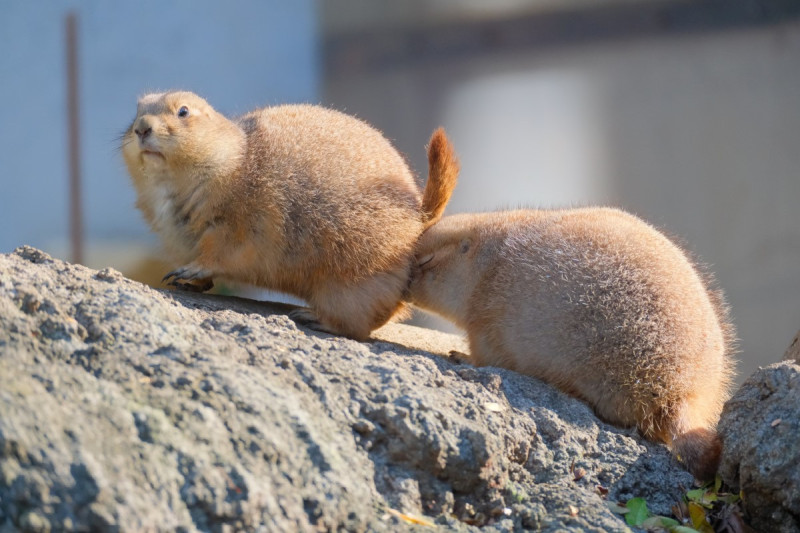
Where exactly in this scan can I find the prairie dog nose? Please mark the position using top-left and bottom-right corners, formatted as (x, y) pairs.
(134, 117), (153, 141)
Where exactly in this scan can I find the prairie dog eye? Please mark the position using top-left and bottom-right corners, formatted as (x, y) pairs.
(417, 253), (435, 267)
(177, 106), (189, 118)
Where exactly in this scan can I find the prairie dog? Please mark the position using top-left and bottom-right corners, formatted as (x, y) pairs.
(409, 208), (735, 480)
(121, 91), (459, 340)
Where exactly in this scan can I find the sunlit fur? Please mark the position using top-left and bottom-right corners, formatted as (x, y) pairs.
(409, 208), (736, 480)
(122, 91), (459, 340)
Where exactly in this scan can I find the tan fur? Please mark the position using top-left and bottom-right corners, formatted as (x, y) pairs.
(422, 128), (460, 229)
(121, 91), (459, 340)
(409, 208), (736, 480)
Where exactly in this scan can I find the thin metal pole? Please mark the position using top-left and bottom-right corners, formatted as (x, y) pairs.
(66, 12), (83, 264)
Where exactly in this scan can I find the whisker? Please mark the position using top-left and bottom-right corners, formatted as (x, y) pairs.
(115, 139), (133, 154)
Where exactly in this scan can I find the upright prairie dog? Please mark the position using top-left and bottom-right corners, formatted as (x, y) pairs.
(409, 208), (736, 480)
(122, 91), (459, 340)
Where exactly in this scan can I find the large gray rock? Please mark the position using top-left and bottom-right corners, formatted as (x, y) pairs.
(784, 330), (800, 364)
(718, 361), (800, 533)
(0, 246), (696, 532)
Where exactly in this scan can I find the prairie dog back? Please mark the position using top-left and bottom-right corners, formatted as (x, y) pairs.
(410, 208), (735, 480)
(233, 104), (424, 278)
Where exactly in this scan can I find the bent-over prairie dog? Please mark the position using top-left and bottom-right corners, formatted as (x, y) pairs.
(409, 208), (736, 480)
(122, 91), (459, 340)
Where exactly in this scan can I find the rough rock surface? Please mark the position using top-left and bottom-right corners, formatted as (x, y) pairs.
(0, 246), (697, 532)
(718, 360), (800, 533)
(784, 330), (800, 364)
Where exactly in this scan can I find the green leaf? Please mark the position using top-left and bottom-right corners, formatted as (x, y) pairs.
(719, 492), (741, 505)
(641, 515), (680, 528)
(685, 488), (706, 502)
(670, 526), (702, 533)
(685, 487), (716, 508)
(714, 475), (722, 493)
(624, 497), (650, 526)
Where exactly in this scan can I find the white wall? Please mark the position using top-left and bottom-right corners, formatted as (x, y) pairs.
(0, 1), (318, 260)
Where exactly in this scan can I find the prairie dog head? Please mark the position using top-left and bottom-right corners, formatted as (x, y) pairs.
(409, 214), (487, 327)
(121, 91), (245, 189)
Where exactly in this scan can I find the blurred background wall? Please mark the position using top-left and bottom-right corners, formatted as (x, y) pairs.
(0, 0), (798, 383)
(0, 0), (318, 271)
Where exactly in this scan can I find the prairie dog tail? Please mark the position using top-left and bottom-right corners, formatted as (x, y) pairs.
(644, 396), (726, 481)
(671, 427), (722, 482)
(421, 128), (460, 229)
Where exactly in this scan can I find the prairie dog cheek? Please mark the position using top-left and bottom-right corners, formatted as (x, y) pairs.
(121, 133), (140, 163)
(407, 267), (434, 306)
(409, 259), (472, 326)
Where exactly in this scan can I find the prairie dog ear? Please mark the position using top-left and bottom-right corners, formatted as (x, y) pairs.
(459, 238), (472, 254)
